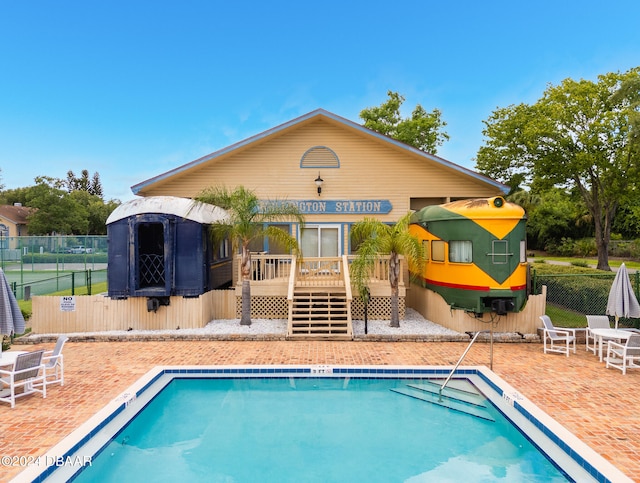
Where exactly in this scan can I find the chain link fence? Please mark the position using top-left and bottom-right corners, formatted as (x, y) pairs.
(531, 266), (640, 328)
(1, 235), (108, 299)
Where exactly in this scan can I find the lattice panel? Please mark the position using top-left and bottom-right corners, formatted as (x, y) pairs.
(139, 254), (165, 285)
(351, 296), (405, 320)
(236, 296), (288, 319)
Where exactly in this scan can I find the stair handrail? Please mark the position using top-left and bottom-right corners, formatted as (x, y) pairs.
(439, 330), (489, 401)
(342, 255), (352, 301)
(287, 256), (297, 301)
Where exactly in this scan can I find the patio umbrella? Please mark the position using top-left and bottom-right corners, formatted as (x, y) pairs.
(606, 263), (640, 329)
(0, 268), (25, 353)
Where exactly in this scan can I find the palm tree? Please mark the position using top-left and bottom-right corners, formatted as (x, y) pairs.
(350, 213), (424, 327)
(194, 186), (305, 325)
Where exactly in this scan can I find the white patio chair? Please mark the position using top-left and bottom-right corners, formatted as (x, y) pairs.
(585, 315), (617, 354)
(0, 350), (46, 408)
(41, 336), (69, 386)
(540, 315), (577, 357)
(605, 333), (640, 375)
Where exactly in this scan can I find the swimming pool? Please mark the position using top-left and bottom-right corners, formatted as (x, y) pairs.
(17, 365), (630, 482)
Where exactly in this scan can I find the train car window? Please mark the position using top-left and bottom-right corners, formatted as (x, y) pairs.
(217, 238), (229, 260)
(431, 240), (445, 262)
(450, 240), (473, 263)
(520, 240), (527, 263)
(489, 240), (509, 264)
(422, 240), (430, 261)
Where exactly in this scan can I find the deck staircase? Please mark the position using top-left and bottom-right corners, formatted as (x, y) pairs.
(287, 256), (354, 340)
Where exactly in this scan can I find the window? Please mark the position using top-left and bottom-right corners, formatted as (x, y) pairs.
(267, 224), (291, 255)
(137, 223), (165, 288)
(490, 240), (509, 264)
(450, 241), (472, 263)
(422, 240), (430, 260)
(520, 240), (527, 263)
(431, 240), (445, 262)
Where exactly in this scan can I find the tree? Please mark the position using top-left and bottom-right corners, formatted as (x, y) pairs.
(350, 213), (424, 328)
(66, 169), (104, 198)
(69, 190), (118, 235)
(194, 186), (305, 325)
(25, 177), (89, 235)
(476, 68), (640, 270)
(0, 176), (119, 235)
(611, 74), (640, 156)
(359, 91), (449, 154)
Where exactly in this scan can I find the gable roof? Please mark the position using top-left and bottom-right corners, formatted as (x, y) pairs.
(0, 204), (35, 224)
(131, 108), (507, 195)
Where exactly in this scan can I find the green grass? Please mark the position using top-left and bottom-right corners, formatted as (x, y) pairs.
(545, 304), (588, 328)
(532, 256), (640, 270)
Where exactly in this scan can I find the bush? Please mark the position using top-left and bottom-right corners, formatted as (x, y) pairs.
(21, 253), (108, 264)
(531, 263), (640, 328)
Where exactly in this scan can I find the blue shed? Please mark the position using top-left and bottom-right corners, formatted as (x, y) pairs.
(106, 196), (231, 305)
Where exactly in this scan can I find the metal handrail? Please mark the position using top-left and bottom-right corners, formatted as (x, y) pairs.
(439, 330), (490, 401)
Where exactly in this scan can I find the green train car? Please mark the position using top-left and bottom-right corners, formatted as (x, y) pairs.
(409, 197), (528, 315)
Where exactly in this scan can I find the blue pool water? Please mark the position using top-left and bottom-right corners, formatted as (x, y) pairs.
(73, 377), (567, 482)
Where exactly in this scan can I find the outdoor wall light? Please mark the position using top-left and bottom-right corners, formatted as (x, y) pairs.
(315, 173), (324, 196)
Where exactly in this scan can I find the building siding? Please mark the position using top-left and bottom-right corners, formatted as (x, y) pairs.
(137, 116), (502, 225)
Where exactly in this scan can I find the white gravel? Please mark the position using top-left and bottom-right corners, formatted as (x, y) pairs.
(32, 308), (462, 338)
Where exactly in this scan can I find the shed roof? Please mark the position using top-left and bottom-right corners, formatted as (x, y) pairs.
(106, 196), (228, 225)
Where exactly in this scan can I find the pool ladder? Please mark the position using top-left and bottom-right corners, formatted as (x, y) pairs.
(438, 330), (490, 401)
(390, 329), (496, 420)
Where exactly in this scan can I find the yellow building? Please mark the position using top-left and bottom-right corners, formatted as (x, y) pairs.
(32, 109), (545, 337)
(0, 203), (34, 237)
(133, 109), (507, 257)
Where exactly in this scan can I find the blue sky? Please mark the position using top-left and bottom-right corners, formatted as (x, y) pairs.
(1, 1), (639, 202)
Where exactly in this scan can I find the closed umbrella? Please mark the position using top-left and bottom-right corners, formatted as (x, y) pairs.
(606, 263), (640, 329)
(0, 268), (25, 354)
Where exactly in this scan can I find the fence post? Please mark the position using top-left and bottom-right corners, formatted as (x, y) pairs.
(532, 268), (537, 295)
(88, 269), (92, 295)
(71, 272), (75, 295)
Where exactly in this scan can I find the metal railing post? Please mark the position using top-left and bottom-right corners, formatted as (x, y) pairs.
(439, 330), (488, 401)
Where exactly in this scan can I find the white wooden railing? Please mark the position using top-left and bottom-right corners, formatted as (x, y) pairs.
(240, 254), (403, 287)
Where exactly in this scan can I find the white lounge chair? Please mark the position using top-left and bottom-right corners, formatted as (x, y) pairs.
(605, 333), (640, 375)
(0, 350), (46, 408)
(41, 336), (69, 386)
(540, 315), (577, 357)
(585, 315), (616, 354)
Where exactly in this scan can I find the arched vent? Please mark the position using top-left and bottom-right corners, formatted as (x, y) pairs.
(300, 146), (340, 168)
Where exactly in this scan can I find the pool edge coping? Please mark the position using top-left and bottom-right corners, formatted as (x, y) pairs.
(14, 364), (632, 483)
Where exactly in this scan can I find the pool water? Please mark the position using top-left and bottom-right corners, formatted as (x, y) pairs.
(73, 377), (567, 482)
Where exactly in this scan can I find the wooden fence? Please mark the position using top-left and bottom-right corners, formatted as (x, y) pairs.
(30, 290), (236, 334)
(407, 284), (546, 335)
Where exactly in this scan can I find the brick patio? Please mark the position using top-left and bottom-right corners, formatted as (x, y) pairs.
(1, 338), (639, 482)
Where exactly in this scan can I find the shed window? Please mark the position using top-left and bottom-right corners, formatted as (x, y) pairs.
(300, 146), (340, 168)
